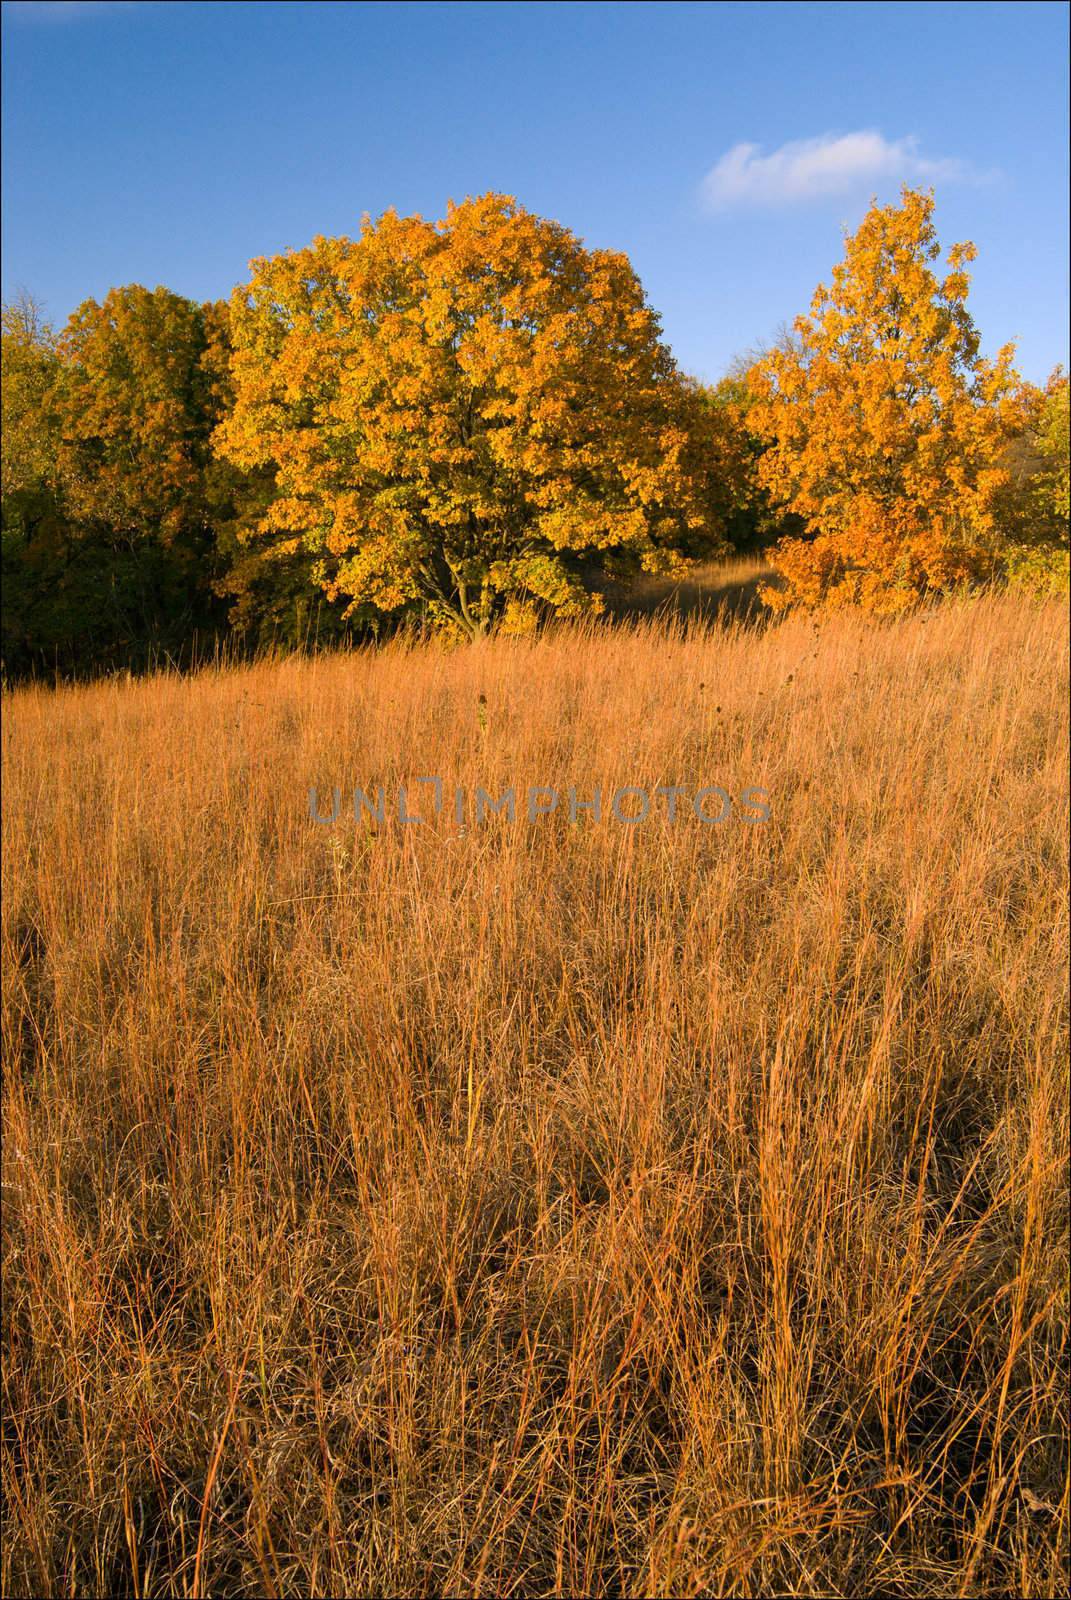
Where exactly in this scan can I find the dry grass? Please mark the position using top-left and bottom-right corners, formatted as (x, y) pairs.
(2, 587), (1068, 1597)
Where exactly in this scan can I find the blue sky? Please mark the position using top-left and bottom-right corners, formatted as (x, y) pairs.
(2, 0), (1068, 383)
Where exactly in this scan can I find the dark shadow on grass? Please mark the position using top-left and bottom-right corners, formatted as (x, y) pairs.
(597, 558), (782, 628)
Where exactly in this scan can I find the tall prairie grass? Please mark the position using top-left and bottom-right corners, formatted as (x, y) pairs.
(2, 589), (1068, 1596)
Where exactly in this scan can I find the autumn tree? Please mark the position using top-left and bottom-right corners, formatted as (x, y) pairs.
(54, 286), (227, 621)
(2, 296), (70, 670)
(197, 299), (354, 650)
(1004, 366), (1069, 537)
(1034, 367), (1071, 530)
(996, 366), (1070, 594)
(748, 188), (1026, 612)
(700, 339), (806, 553)
(1, 295), (61, 501)
(216, 193), (731, 637)
(2, 286), (245, 674)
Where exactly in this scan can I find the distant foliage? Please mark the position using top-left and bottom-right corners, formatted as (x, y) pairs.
(2, 296), (66, 672)
(2, 189), (1067, 672)
(1002, 540), (1070, 597)
(748, 188), (1028, 613)
(698, 370), (803, 552)
(3, 288), (234, 674)
(216, 194), (732, 638)
(997, 366), (1070, 592)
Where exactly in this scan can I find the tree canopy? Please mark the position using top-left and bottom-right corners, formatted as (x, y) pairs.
(2, 189), (1066, 676)
(2, 287), (237, 673)
(215, 193), (732, 637)
(748, 187), (1028, 612)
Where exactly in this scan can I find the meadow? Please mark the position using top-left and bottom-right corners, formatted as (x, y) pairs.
(2, 579), (1068, 1596)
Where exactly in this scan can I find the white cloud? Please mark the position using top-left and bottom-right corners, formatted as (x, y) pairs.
(700, 131), (982, 212)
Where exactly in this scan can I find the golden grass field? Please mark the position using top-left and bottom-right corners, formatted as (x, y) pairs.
(2, 579), (1068, 1596)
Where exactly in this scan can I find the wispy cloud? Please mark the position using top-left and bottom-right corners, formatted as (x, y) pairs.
(700, 131), (986, 212)
(3, 1), (142, 22)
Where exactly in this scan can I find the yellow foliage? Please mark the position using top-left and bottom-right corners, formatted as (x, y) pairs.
(56, 286), (221, 547)
(1, 296), (60, 502)
(749, 188), (1027, 611)
(216, 194), (730, 636)
(999, 366), (1070, 546)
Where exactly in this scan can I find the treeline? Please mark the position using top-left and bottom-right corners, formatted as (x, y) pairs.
(1, 288), (348, 679)
(2, 189), (1067, 679)
(0, 279), (751, 677)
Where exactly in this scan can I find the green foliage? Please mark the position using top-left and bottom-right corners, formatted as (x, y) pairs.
(1002, 542), (1070, 597)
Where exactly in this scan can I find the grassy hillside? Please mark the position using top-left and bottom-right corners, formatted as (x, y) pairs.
(2, 587), (1068, 1596)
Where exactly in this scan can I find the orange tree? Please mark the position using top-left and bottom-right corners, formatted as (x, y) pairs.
(215, 194), (731, 637)
(748, 188), (1026, 612)
(197, 300), (350, 650)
